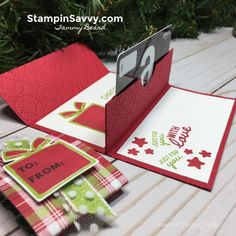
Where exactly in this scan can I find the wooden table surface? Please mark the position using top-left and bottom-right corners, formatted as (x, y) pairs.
(0, 27), (235, 236)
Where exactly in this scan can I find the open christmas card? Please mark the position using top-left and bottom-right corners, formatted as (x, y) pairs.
(0, 26), (235, 190)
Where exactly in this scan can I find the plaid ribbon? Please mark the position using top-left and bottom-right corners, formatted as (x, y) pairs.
(0, 138), (128, 236)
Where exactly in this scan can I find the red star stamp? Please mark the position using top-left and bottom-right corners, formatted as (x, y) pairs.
(145, 148), (154, 155)
(187, 157), (205, 169)
(128, 148), (139, 156)
(132, 137), (148, 148)
(184, 148), (193, 155)
(199, 150), (211, 158)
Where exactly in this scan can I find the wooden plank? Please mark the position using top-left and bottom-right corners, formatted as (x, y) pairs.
(111, 160), (146, 182)
(182, 169), (236, 236)
(215, 203), (236, 236)
(129, 185), (198, 236)
(170, 27), (233, 62)
(0, 205), (19, 236)
(216, 78), (236, 98)
(110, 171), (165, 212)
(9, 228), (26, 236)
(0, 98), (26, 138)
(99, 179), (183, 236)
(0, 127), (47, 143)
(170, 37), (236, 93)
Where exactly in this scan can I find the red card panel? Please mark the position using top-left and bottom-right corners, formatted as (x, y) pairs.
(0, 43), (108, 125)
(9, 142), (92, 194)
(106, 50), (173, 153)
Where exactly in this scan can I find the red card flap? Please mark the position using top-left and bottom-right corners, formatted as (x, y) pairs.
(0, 43), (108, 125)
(106, 49), (173, 153)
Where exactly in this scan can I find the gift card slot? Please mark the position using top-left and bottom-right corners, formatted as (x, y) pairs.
(106, 50), (173, 153)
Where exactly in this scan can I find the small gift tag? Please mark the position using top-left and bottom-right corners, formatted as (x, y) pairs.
(3, 140), (98, 202)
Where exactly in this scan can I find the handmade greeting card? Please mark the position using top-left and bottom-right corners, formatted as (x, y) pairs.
(0, 25), (235, 190)
(111, 87), (235, 189)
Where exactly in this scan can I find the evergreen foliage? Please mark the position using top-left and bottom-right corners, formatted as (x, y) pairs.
(0, 0), (235, 73)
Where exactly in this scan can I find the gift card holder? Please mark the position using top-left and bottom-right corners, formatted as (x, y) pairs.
(0, 43), (110, 151)
(0, 26), (235, 190)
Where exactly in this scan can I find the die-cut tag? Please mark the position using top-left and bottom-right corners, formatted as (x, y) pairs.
(4, 140), (98, 202)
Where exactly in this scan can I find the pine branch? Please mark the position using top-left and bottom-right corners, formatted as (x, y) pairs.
(0, 0), (235, 73)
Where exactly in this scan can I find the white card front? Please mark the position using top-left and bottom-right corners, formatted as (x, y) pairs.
(37, 73), (116, 148)
(117, 87), (235, 184)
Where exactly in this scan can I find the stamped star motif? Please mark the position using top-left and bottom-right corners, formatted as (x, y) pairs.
(132, 137), (148, 148)
(184, 148), (193, 155)
(199, 150), (211, 158)
(145, 148), (154, 155)
(128, 148), (139, 156)
(187, 157), (205, 169)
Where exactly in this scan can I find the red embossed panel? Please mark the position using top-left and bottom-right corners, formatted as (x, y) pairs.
(106, 50), (173, 153)
(0, 43), (108, 125)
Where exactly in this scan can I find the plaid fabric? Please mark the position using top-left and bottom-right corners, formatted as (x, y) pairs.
(0, 138), (128, 236)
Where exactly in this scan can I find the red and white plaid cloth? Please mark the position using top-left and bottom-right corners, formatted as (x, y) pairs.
(0, 139), (128, 236)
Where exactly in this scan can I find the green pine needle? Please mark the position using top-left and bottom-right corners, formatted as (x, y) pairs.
(0, 0), (235, 73)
